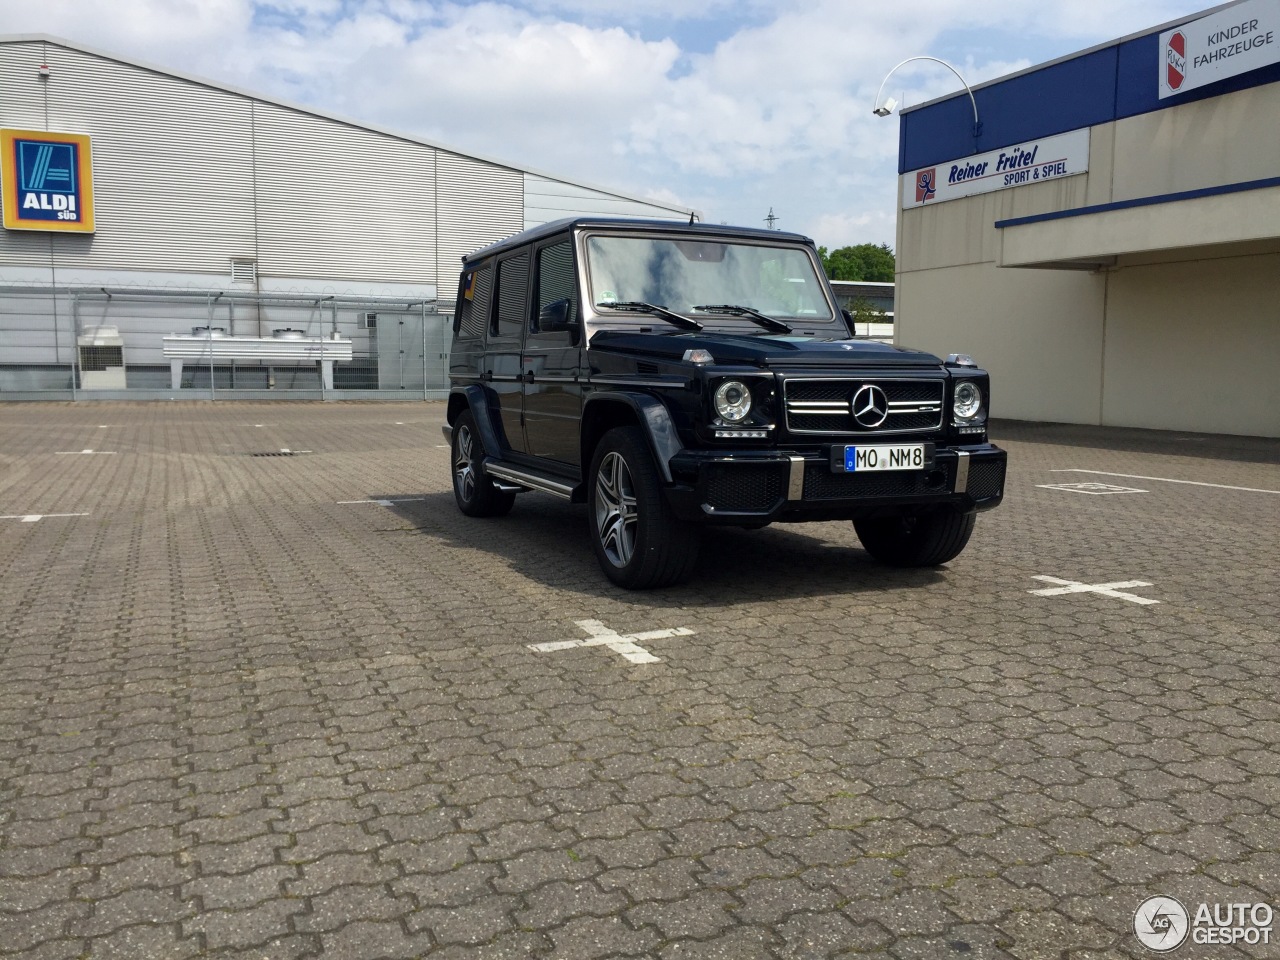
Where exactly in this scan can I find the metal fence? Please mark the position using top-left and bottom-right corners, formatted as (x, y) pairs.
(0, 286), (454, 401)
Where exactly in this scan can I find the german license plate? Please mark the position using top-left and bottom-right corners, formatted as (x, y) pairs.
(843, 443), (926, 472)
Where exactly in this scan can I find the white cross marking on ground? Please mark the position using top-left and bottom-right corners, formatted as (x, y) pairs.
(1037, 482), (1147, 495)
(1029, 576), (1160, 605)
(528, 619), (695, 664)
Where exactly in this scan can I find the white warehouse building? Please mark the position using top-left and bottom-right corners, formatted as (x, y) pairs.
(0, 34), (695, 399)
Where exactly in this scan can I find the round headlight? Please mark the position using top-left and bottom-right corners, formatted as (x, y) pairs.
(953, 381), (983, 420)
(714, 380), (752, 423)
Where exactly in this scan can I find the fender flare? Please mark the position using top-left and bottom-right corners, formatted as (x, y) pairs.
(448, 385), (506, 460)
(583, 391), (682, 484)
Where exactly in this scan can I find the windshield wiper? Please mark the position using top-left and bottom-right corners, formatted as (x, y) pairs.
(597, 301), (703, 331)
(691, 304), (792, 334)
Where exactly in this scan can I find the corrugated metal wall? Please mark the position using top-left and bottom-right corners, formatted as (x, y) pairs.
(434, 151), (524, 295)
(253, 102), (438, 282)
(524, 174), (690, 230)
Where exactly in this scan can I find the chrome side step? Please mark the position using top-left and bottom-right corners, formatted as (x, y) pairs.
(484, 462), (577, 500)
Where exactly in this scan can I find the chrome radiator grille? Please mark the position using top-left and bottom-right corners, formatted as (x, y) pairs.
(783, 377), (944, 435)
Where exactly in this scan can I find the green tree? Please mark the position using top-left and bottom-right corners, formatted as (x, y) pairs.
(845, 296), (886, 327)
(817, 243), (896, 282)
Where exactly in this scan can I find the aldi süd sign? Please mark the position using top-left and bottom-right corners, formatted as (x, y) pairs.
(1159, 0), (1280, 98)
(901, 128), (1089, 208)
(1, 129), (95, 233)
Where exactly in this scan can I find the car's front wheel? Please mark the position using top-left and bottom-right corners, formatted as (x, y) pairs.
(451, 411), (515, 518)
(853, 507), (976, 567)
(590, 427), (699, 589)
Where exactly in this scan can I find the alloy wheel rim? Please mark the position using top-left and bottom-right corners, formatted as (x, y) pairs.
(454, 426), (476, 501)
(595, 451), (638, 567)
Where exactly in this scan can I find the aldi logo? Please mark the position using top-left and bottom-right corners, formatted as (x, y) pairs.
(1166, 31), (1187, 89)
(915, 168), (937, 203)
(1, 129), (95, 233)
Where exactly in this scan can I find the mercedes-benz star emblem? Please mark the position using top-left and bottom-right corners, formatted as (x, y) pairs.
(851, 384), (889, 428)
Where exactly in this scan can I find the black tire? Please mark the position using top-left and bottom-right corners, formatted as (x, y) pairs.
(589, 427), (699, 589)
(853, 507), (976, 567)
(451, 411), (515, 518)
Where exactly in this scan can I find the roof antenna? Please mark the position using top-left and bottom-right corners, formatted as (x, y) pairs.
(688, 211), (695, 225)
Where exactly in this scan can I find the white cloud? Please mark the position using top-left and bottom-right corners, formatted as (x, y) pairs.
(4, 0), (1211, 249)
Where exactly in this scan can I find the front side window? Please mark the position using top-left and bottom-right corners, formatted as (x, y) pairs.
(585, 235), (834, 322)
(537, 240), (577, 325)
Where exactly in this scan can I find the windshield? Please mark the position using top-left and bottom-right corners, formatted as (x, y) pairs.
(585, 235), (834, 323)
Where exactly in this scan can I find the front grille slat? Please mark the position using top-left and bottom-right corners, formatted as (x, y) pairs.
(783, 377), (944, 435)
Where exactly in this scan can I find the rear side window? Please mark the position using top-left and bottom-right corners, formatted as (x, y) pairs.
(455, 265), (493, 339)
(494, 251), (531, 338)
(536, 240), (577, 325)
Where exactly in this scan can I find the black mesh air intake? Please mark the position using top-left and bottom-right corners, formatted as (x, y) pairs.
(967, 459), (1006, 500)
(704, 464), (786, 512)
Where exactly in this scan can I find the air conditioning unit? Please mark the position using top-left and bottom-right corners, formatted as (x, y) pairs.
(360, 312), (378, 329)
(77, 326), (126, 389)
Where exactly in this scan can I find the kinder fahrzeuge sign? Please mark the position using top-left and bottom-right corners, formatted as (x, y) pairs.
(901, 129), (1089, 209)
(1159, 0), (1280, 99)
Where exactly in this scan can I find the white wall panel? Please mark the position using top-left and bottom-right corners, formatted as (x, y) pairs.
(0, 41), (51, 129)
(435, 151), (523, 295)
(252, 103), (436, 283)
(524, 174), (691, 230)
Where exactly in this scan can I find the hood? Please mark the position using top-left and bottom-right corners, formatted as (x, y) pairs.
(589, 330), (942, 367)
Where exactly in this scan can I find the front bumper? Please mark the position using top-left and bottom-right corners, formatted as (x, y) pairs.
(664, 443), (1006, 524)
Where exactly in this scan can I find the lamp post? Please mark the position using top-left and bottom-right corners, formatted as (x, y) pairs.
(872, 56), (981, 138)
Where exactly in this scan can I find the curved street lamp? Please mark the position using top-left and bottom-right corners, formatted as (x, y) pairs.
(873, 56), (981, 138)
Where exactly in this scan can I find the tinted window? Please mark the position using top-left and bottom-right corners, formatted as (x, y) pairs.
(494, 251), (530, 338)
(456, 265), (493, 339)
(537, 240), (577, 326)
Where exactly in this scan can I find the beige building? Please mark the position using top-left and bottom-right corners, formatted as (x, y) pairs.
(894, 0), (1280, 437)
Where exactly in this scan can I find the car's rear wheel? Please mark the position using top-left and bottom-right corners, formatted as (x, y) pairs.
(451, 411), (515, 517)
(590, 427), (699, 589)
(854, 507), (975, 567)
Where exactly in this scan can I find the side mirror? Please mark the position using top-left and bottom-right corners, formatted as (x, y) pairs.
(841, 308), (854, 329)
(538, 298), (577, 333)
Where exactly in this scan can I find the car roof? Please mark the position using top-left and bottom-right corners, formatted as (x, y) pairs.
(461, 217), (817, 265)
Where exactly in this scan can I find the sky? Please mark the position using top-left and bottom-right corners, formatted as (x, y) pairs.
(3, 0), (1212, 250)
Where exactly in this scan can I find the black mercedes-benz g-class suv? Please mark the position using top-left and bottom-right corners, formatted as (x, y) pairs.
(443, 217), (1006, 589)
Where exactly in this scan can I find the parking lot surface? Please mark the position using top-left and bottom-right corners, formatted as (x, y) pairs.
(1, 401), (1277, 960)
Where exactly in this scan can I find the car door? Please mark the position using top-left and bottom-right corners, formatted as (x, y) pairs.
(487, 249), (531, 455)
(522, 237), (583, 466)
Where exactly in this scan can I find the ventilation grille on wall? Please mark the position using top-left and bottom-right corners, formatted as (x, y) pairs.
(231, 259), (257, 283)
(76, 326), (126, 389)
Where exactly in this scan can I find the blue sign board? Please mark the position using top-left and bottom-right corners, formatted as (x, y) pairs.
(2, 129), (95, 233)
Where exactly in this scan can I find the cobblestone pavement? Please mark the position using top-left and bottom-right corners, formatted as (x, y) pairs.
(1, 401), (1277, 960)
